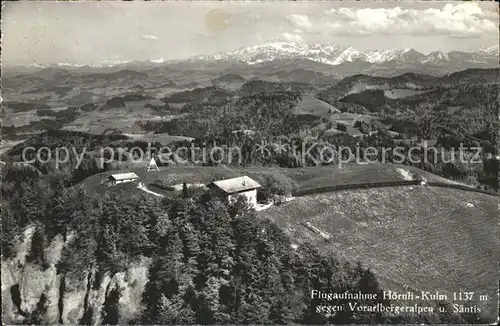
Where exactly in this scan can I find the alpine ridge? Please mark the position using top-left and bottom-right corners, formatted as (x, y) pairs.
(3, 43), (497, 79)
(195, 42), (499, 67)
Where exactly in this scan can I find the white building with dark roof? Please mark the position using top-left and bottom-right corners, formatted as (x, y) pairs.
(208, 176), (261, 207)
(107, 172), (140, 186)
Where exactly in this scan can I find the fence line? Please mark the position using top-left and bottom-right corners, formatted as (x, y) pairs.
(293, 180), (498, 197)
(426, 181), (498, 197)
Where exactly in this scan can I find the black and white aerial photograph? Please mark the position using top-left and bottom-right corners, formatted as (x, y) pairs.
(1, 1), (499, 325)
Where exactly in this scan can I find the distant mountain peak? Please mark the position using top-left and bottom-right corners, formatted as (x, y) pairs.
(4, 42), (497, 78)
(194, 42), (497, 68)
(479, 44), (499, 56)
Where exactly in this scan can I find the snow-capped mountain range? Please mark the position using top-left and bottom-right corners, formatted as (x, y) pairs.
(8, 43), (498, 70)
(3, 42), (497, 79)
(196, 42), (499, 66)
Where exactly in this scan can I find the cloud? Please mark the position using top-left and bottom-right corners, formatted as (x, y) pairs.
(317, 3), (497, 37)
(281, 32), (304, 43)
(141, 34), (158, 40)
(287, 14), (312, 29)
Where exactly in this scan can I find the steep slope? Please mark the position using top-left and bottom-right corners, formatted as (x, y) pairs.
(1, 229), (151, 325)
(260, 186), (499, 320)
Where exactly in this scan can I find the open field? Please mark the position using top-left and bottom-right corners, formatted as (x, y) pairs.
(383, 88), (431, 99)
(346, 83), (433, 99)
(295, 94), (340, 116)
(61, 104), (172, 134)
(2, 108), (56, 127)
(2, 101), (170, 135)
(81, 162), (469, 196)
(259, 185), (499, 318)
(329, 112), (378, 125)
(281, 163), (466, 190)
(122, 133), (194, 144)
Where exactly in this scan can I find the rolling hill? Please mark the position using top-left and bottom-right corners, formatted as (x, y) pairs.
(316, 69), (499, 106)
(261, 69), (335, 85)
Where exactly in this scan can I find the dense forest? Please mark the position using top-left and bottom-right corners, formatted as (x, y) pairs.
(3, 88), (498, 191)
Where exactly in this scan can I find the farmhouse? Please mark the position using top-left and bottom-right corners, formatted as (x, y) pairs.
(107, 172), (140, 186)
(208, 176), (261, 208)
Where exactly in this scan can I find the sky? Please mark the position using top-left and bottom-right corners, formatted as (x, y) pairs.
(2, 1), (499, 66)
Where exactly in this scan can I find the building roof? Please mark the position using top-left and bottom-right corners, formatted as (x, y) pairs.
(210, 176), (261, 194)
(109, 172), (140, 181)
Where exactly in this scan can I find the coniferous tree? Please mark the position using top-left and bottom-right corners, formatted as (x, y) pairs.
(102, 287), (120, 325)
(27, 223), (48, 268)
(201, 200), (235, 279)
(17, 181), (45, 226)
(1, 204), (19, 259)
(182, 181), (189, 198)
(47, 179), (68, 241)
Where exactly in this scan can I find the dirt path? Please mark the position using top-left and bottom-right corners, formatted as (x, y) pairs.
(137, 182), (164, 197)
